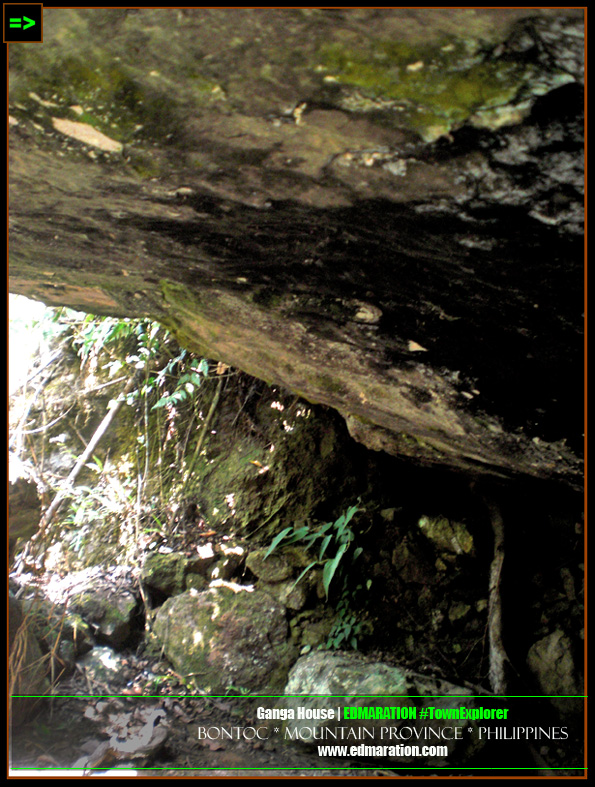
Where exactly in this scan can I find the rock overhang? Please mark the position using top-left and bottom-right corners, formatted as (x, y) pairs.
(9, 8), (584, 487)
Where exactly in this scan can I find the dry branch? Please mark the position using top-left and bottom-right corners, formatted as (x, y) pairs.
(40, 372), (141, 527)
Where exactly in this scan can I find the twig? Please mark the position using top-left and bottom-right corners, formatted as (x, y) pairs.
(79, 376), (128, 395)
(9, 360), (64, 451)
(20, 405), (76, 435)
(40, 372), (141, 528)
(187, 377), (224, 475)
(10, 348), (63, 395)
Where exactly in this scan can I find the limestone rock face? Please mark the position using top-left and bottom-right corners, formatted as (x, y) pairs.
(9, 9), (584, 485)
(153, 584), (296, 693)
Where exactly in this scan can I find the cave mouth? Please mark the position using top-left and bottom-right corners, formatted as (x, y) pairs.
(8, 301), (584, 774)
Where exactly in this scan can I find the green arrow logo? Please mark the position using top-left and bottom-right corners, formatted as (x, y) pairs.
(8, 16), (35, 29)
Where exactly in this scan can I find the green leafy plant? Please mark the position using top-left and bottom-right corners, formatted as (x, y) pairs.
(265, 505), (375, 650)
(67, 313), (209, 409)
(71, 314), (136, 364)
(326, 579), (373, 650)
(265, 504), (361, 599)
(152, 358), (209, 409)
(12, 305), (229, 576)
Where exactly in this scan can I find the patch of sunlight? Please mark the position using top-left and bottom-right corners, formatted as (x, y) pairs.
(225, 493), (236, 515)
(98, 648), (122, 671)
(211, 579), (253, 592)
(220, 544), (244, 557)
(9, 294), (56, 396)
(44, 541), (65, 571)
(192, 630), (204, 647)
(196, 542), (215, 559)
(9, 453), (28, 483)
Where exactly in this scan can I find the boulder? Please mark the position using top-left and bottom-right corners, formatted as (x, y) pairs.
(153, 583), (296, 693)
(260, 579), (309, 612)
(141, 552), (188, 597)
(49, 566), (139, 649)
(247, 547), (311, 610)
(246, 549), (294, 583)
(417, 515), (474, 556)
(277, 650), (483, 764)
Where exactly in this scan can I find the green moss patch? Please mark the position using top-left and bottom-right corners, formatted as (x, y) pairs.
(315, 37), (537, 140)
(10, 51), (184, 147)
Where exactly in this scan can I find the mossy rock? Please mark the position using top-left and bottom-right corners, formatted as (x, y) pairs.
(246, 548), (293, 583)
(153, 584), (297, 693)
(417, 515), (474, 555)
(70, 586), (137, 649)
(141, 552), (188, 597)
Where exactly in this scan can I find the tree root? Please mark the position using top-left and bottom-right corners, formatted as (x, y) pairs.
(484, 497), (514, 694)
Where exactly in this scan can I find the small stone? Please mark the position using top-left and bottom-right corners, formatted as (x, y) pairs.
(353, 302), (382, 324)
(246, 549), (293, 583)
(418, 515), (473, 555)
(260, 579), (309, 611)
(384, 160), (407, 177)
(380, 508), (398, 522)
(51, 118), (123, 153)
(448, 602), (471, 622)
